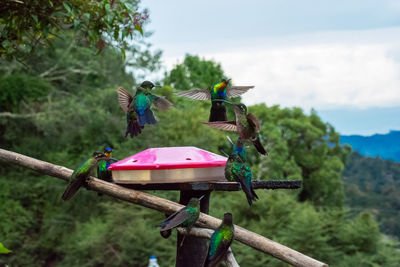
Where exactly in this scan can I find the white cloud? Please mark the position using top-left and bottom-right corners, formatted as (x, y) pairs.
(162, 28), (400, 111)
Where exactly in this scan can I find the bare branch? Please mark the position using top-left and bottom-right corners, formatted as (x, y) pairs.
(0, 148), (328, 267)
(0, 112), (41, 118)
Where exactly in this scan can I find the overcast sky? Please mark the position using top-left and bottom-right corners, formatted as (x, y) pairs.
(143, 0), (400, 135)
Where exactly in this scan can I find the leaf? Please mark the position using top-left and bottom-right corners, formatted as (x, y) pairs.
(74, 19), (80, 29)
(134, 24), (143, 35)
(0, 242), (11, 254)
(120, 48), (126, 59)
(63, 2), (72, 14)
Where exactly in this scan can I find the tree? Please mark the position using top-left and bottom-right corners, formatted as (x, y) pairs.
(1, 0), (147, 61)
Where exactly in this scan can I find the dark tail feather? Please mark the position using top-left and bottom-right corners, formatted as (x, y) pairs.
(252, 137), (267, 155)
(61, 179), (84, 201)
(209, 101), (227, 122)
(138, 108), (157, 126)
(160, 229), (172, 239)
(125, 115), (142, 138)
(237, 178), (258, 206)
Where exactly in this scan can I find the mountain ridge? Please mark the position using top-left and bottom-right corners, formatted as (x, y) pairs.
(340, 130), (400, 162)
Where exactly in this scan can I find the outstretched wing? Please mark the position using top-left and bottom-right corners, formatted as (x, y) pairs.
(159, 208), (190, 231)
(117, 87), (133, 113)
(246, 113), (260, 132)
(152, 95), (173, 111)
(227, 86), (254, 98)
(203, 121), (237, 132)
(176, 89), (211, 100)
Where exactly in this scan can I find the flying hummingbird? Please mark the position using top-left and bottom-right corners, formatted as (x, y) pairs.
(225, 153), (258, 206)
(117, 81), (173, 137)
(61, 152), (109, 201)
(176, 78), (254, 122)
(204, 103), (267, 155)
(203, 213), (235, 267)
(97, 146), (118, 183)
(159, 196), (203, 245)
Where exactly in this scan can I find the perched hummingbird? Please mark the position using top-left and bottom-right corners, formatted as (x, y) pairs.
(159, 197), (202, 238)
(203, 213), (235, 267)
(204, 103), (267, 155)
(61, 152), (109, 201)
(176, 78), (254, 122)
(117, 81), (173, 137)
(97, 146), (118, 183)
(225, 153), (258, 206)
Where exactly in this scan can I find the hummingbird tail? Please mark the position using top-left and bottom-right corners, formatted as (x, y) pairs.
(252, 137), (267, 155)
(125, 115), (142, 138)
(209, 101), (227, 122)
(138, 108), (157, 126)
(61, 179), (84, 201)
(160, 229), (172, 239)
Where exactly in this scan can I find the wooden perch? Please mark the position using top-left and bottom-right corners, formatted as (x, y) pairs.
(0, 148), (328, 267)
(177, 227), (239, 267)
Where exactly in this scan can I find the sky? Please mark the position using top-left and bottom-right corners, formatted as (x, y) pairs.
(142, 0), (400, 135)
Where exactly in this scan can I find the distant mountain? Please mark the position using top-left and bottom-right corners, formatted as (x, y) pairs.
(340, 130), (400, 162)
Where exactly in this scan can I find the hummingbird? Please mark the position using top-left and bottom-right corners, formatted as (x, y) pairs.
(203, 213), (235, 267)
(117, 81), (173, 137)
(97, 146), (118, 183)
(176, 78), (254, 122)
(159, 196), (203, 245)
(225, 153), (258, 206)
(204, 103), (267, 155)
(61, 152), (109, 201)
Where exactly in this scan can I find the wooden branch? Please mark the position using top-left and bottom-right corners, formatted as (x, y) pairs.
(0, 112), (42, 119)
(0, 148), (328, 267)
(177, 227), (239, 267)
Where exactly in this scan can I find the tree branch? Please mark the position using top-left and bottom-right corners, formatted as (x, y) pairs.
(0, 148), (328, 267)
(0, 112), (42, 118)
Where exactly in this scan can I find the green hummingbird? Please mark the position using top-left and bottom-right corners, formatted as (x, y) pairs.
(159, 196), (202, 233)
(117, 81), (173, 137)
(204, 103), (267, 155)
(159, 196), (203, 245)
(203, 213), (235, 267)
(61, 152), (109, 201)
(177, 78), (254, 122)
(225, 153), (258, 206)
(97, 146), (118, 183)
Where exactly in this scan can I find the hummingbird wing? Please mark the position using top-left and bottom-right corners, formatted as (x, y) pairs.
(61, 173), (86, 201)
(151, 95), (173, 111)
(159, 207), (190, 231)
(202, 121), (237, 132)
(246, 113), (260, 133)
(233, 164), (258, 206)
(227, 86), (254, 98)
(176, 89), (211, 100)
(117, 87), (133, 113)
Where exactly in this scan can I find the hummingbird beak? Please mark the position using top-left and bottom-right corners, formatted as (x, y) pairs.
(198, 195), (205, 201)
(226, 136), (234, 145)
(226, 78), (231, 83)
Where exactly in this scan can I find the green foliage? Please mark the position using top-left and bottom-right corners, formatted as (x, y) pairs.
(1, 0), (147, 60)
(343, 152), (400, 239)
(0, 73), (52, 112)
(164, 54), (225, 91)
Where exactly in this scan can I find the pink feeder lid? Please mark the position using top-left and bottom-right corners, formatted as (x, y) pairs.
(108, 146), (228, 171)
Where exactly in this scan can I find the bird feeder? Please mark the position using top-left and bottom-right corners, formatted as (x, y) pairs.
(108, 146), (227, 184)
(108, 146), (302, 267)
